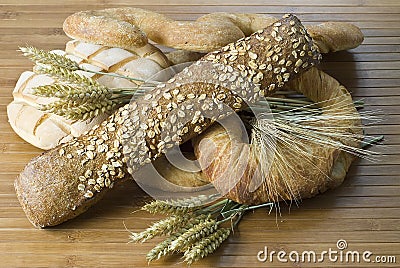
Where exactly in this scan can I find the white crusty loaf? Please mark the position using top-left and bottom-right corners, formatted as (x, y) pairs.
(8, 40), (168, 150)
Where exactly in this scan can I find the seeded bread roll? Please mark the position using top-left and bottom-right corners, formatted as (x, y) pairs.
(16, 14), (321, 227)
(63, 8), (363, 53)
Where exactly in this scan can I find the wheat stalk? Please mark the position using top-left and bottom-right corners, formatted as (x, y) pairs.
(129, 194), (274, 264)
(169, 217), (218, 252)
(183, 228), (231, 265)
(141, 194), (221, 216)
(34, 83), (112, 100)
(35, 65), (99, 87)
(42, 99), (117, 120)
(130, 214), (192, 243)
(146, 233), (181, 262)
(20, 46), (157, 120)
(20, 46), (80, 70)
(146, 214), (210, 262)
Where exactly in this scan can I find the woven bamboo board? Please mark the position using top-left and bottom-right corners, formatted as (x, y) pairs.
(0, 1), (399, 267)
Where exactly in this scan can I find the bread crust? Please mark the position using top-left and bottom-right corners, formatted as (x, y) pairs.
(193, 67), (362, 204)
(14, 115), (126, 227)
(7, 41), (168, 150)
(63, 8), (363, 53)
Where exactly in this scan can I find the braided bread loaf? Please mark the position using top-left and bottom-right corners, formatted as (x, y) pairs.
(16, 14), (320, 227)
(7, 41), (168, 149)
(63, 8), (363, 53)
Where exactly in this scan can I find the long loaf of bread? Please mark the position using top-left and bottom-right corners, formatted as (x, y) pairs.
(63, 8), (363, 53)
(15, 14), (320, 227)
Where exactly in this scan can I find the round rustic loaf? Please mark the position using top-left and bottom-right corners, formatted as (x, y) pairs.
(193, 67), (362, 204)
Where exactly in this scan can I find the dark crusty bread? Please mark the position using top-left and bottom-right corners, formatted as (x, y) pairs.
(15, 114), (126, 228)
(15, 14), (321, 227)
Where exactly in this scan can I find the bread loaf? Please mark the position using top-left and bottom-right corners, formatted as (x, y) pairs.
(136, 152), (209, 192)
(15, 14), (320, 227)
(307, 22), (364, 53)
(8, 41), (168, 150)
(63, 8), (276, 52)
(63, 8), (363, 53)
(166, 50), (205, 65)
(193, 67), (361, 204)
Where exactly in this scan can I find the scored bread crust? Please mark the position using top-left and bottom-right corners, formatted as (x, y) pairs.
(15, 14), (320, 227)
(7, 70), (108, 150)
(7, 41), (167, 150)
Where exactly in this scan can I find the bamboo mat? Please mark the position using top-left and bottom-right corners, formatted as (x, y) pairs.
(0, 0), (399, 267)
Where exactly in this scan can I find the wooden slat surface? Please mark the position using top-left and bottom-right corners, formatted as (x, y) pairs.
(0, 0), (399, 267)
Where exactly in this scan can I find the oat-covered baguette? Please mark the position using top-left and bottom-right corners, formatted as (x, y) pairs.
(7, 41), (167, 150)
(63, 8), (363, 53)
(16, 14), (321, 227)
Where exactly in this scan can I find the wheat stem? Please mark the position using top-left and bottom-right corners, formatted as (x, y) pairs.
(264, 97), (316, 106)
(19, 46), (80, 70)
(130, 214), (192, 243)
(183, 228), (231, 265)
